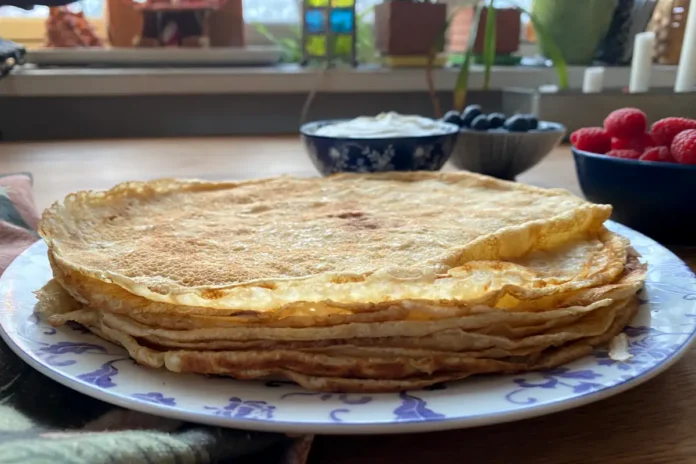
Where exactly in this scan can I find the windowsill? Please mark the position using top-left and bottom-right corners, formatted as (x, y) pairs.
(0, 63), (682, 97)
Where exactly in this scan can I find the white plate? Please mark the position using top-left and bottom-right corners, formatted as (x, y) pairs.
(26, 47), (282, 67)
(1, 222), (695, 435)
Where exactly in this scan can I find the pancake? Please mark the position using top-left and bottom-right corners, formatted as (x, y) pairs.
(41, 256), (644, 341)
(36, 286), (638, 391)
(35, 172), (646, 393)
(45, 227), (630, 322)
(39, 172), (613, 312)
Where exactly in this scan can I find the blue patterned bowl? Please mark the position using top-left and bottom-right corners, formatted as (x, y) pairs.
(300, 119), (460, 175)
(572, 148), (696, 245)
(449, 122), (566, 181)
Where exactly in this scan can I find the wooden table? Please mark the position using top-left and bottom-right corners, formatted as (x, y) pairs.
(1, 138), (694, 464)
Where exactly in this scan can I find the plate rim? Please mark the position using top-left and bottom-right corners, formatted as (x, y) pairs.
(1, 222), (695, 435)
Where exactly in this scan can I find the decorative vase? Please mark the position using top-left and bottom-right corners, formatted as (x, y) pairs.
(374, 1), (447, 56)
(532, 0), (619, 65)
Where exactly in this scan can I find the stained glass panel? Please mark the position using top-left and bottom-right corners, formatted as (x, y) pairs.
(305, 9), (326, 34)
(331, 0), (354, 7)
(329, 9), (353, 34)
(302, 0), (356, 65)
(305, 35), (327, 56)
(333, 34), (353, 55)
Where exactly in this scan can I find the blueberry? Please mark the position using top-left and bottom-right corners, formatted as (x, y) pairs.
(523, 114), (539, 130)
(487, 113), (506, 129)
(470, 114), (490, 131)
(460, 104), (482, 128)
(442, 110), (462, 126)
(504, 115), (530, 132)
(463, 104), (482, 114)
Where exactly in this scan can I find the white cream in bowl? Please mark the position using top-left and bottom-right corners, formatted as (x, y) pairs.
(313, 112), (455, 138)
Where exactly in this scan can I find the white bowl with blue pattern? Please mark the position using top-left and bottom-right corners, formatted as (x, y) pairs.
(300, 119), (460, 176)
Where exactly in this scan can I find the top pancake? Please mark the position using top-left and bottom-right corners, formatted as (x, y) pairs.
(39, 171), (613, 311)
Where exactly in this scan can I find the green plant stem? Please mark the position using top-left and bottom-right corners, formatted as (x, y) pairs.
(300, 63), (330, 126)
(482, 0), (496, 90)
(453, 1), (484, 112)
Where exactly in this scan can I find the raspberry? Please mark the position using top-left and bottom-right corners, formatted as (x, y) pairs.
(639, 146), (674, 163)
(650, 117), (696, 146)
(570, 127), (611, 154)
(611, 133), (655, 152)
(604, 108), (647, 139)
(671, 129), (696, 164)
(607, 149), (642, 160)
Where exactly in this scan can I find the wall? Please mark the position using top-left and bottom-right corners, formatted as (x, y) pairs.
(0, 91), (502, 141)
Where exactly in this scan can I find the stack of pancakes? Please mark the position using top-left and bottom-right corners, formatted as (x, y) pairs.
(36, 172), (646, 392)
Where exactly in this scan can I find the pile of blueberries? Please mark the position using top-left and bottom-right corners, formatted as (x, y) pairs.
(441, 105), (541, 132)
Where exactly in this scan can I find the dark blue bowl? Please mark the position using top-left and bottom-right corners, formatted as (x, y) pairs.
(572, 148), (696, 245)
(300, 119), (460, 175)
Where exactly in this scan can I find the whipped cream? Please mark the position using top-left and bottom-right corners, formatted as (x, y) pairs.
(314, 112), (454, 138)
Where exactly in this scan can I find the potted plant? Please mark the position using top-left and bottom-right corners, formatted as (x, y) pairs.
(427, 0), (568, 117)
(424, 0), (569, 180)
(374, 0), (448, 57)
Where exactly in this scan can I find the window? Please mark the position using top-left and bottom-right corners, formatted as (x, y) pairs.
(1, 0), (531, 49)
(0, 0), (380, 47)
(0, 0), (379, 19)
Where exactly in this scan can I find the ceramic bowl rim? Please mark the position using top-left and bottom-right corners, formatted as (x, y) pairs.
(458, 121), (567, 136)
(299, 119), (461, 141)
(572, 147), (696, 170)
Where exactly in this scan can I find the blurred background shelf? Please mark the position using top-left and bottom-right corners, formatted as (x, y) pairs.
(26, 46), (282, 67)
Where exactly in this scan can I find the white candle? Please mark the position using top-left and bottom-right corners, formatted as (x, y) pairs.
(629, 32), (655, 93)
(583, 67), (605, 93)
(675, 0), (696, 92)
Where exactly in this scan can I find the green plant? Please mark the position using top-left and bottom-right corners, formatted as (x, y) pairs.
(254, 6), (377, 65)
(427, 0), (568, 118)
(254, 23), (302, 63)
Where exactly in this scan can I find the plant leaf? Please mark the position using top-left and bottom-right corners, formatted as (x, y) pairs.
(253, 22), (301, 63)
(356, 5), (378, 64)
(289, 24), (302, 40)
(453, 1), (484, 111)
(482, 0), (496, 91)
(509, 2), (568, 89)
(253, 22), (277, 43)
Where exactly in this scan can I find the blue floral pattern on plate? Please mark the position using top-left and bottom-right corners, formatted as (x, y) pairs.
(0, 221), (694, 434)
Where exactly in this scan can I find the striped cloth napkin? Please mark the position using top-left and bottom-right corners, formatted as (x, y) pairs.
(0, 173), (313, 464)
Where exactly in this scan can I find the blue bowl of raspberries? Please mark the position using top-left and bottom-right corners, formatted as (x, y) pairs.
(441, 105), (566, 181)
(571, 107), (696, 245)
